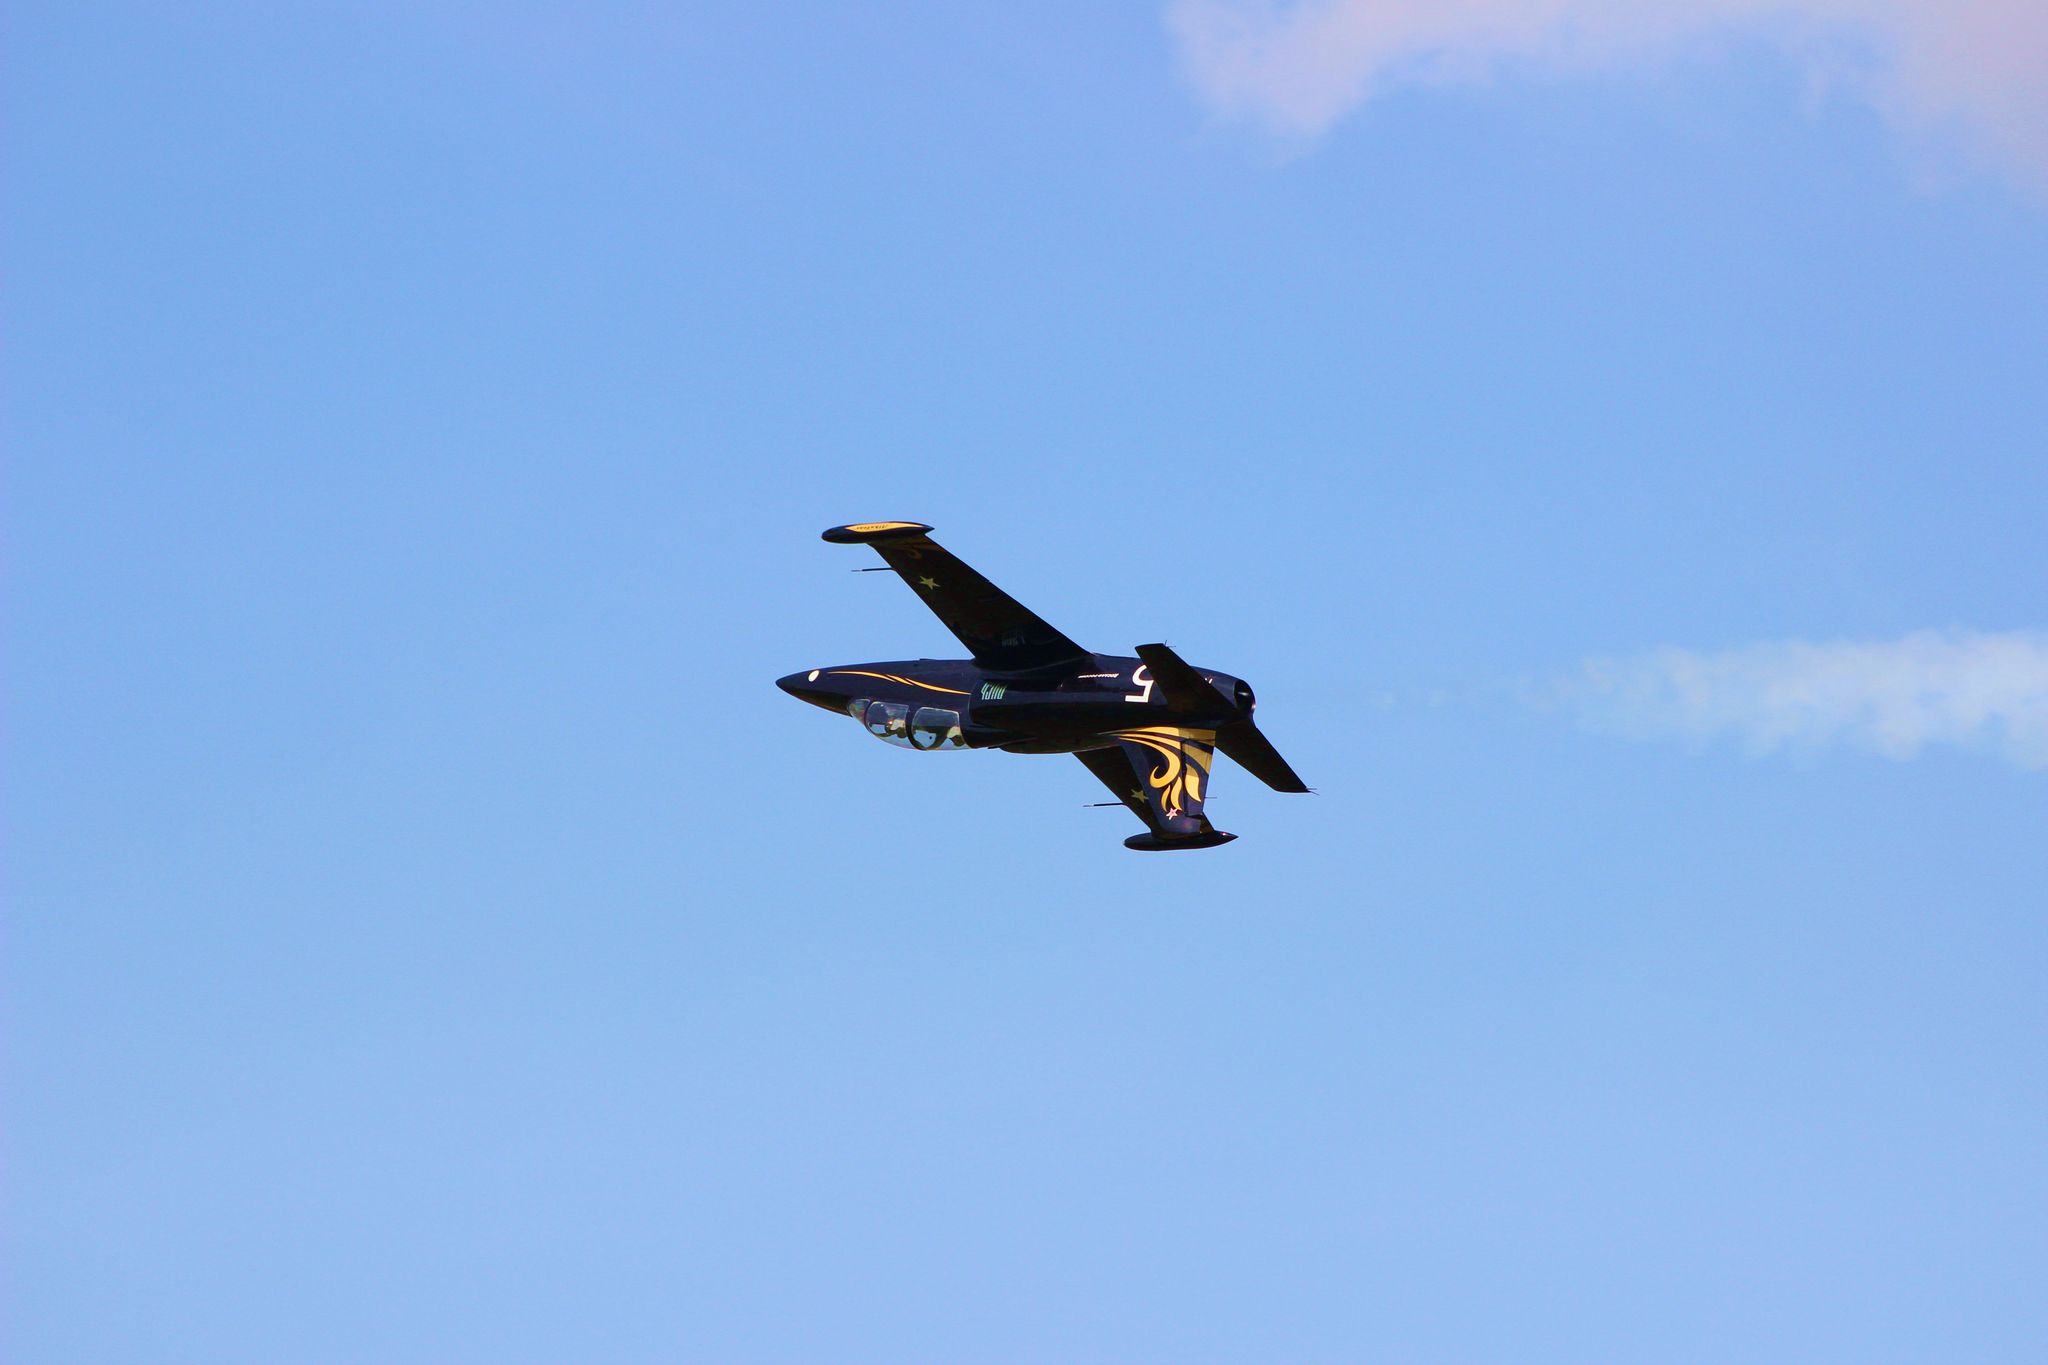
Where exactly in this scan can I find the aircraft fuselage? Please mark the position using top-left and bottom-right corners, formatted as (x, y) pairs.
(776, 654), (1252, 754)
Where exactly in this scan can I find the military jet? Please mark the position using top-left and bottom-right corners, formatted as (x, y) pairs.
(776, 522), (1308, 850)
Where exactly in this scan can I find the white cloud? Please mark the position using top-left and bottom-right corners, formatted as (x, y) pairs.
(1560, 629), (2048, 769)
(1167, 0), (2048, 191)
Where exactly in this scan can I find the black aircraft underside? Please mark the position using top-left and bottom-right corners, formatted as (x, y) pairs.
(776, 522), (1309, 850)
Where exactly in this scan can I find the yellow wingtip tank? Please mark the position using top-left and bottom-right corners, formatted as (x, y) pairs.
(821, 521), (934, 543)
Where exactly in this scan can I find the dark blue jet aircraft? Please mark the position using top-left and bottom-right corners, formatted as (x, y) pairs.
(777, 522), (1308, 850)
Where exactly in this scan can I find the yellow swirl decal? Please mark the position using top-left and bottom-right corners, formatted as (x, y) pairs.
(826, 670), (971, 696)
(1109, 727), (1216, 818)
(843, 522), (922, 534)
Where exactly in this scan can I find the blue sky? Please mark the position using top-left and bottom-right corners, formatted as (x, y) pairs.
(12, 3), (2047, 1361)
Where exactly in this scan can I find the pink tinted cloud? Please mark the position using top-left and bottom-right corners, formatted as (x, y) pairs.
(1168, 0), (2048, 191)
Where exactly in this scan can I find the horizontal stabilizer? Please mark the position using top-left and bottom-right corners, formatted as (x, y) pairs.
(1216, 719), (1310, 794)
(1133, 642), (1218, 712)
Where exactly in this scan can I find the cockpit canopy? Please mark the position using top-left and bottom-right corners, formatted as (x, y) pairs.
(847, 698), (966, 750)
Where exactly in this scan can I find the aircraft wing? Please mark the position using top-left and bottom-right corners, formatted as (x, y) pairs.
(1077, 727), (1235, 850)
(823, 522), (1087, 670)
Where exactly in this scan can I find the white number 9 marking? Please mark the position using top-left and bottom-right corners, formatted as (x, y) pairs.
(1124, 665), (1155, 703)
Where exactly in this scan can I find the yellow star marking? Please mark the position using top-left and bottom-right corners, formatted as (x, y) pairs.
(916, 575), (940, 591)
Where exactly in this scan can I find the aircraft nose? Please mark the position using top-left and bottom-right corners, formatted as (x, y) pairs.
(776, 669), (837, 709)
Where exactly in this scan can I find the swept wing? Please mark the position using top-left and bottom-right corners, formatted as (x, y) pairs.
(823, 522), (1087, 671)
(1076, 727), (1236, 851)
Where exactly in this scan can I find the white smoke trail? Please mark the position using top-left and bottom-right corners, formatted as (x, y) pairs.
(1560, 628), (2048, 769)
